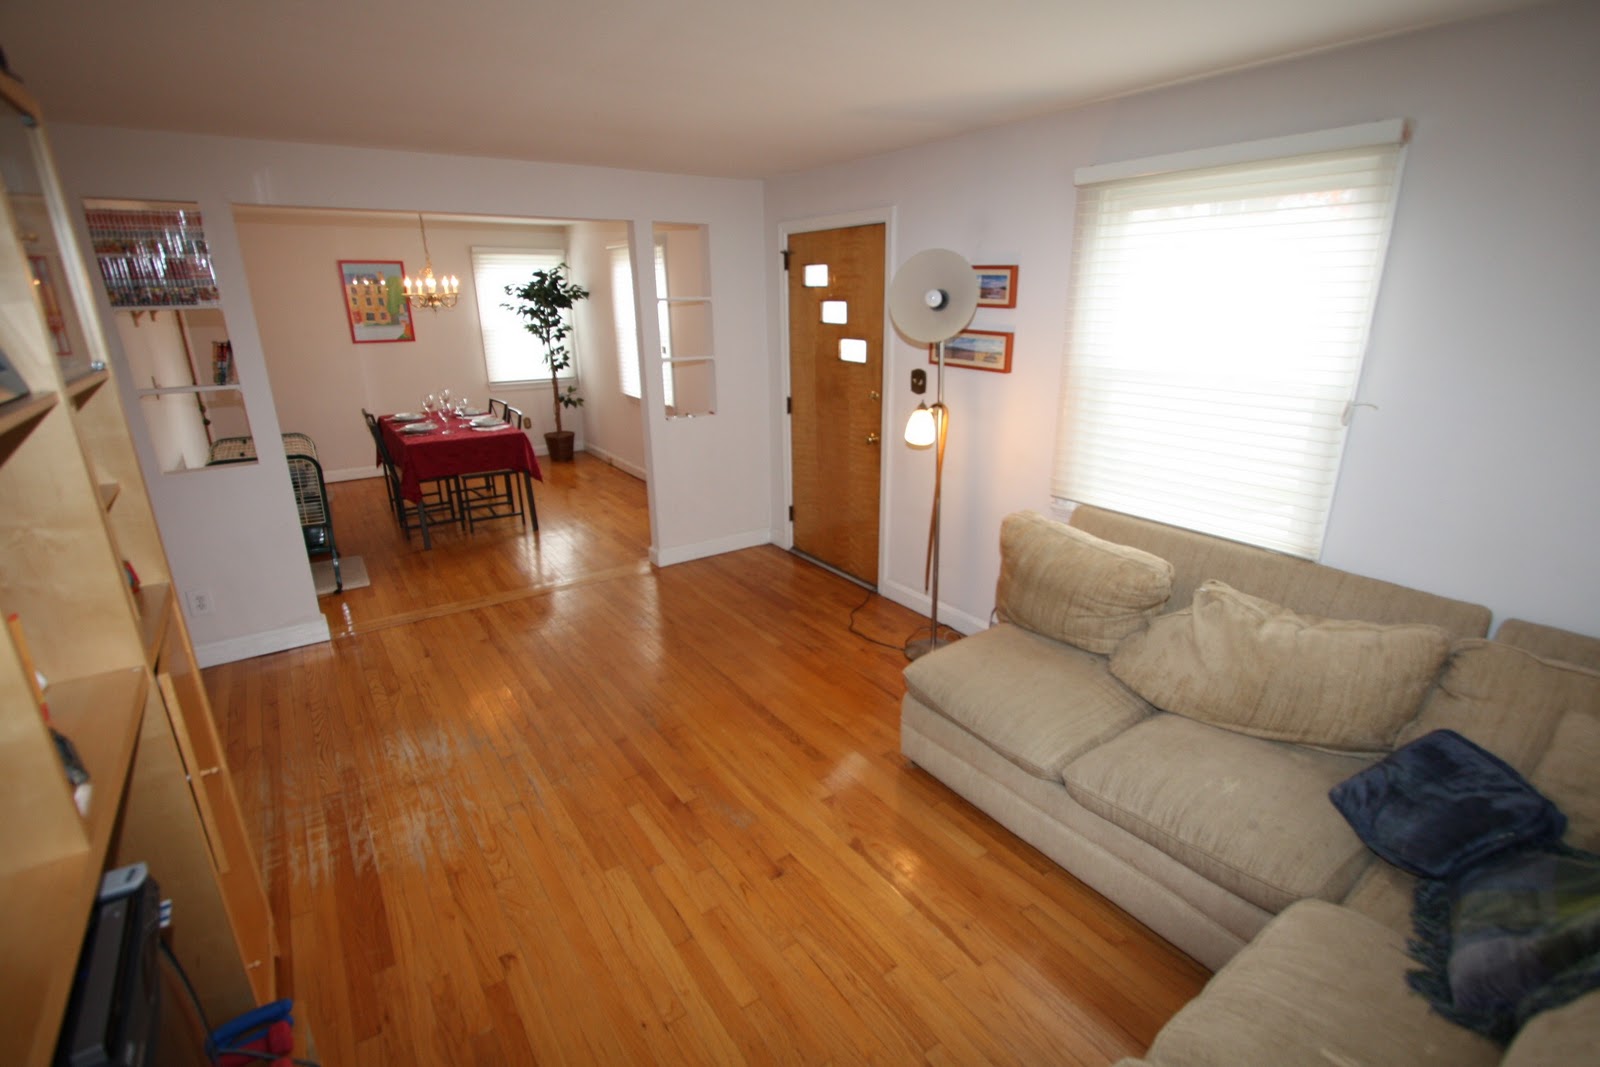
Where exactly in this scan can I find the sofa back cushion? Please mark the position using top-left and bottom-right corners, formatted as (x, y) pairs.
(1110, 580), (1451, 753)
(1068, 505), (1491, 639)
(1495, 618), (1600, 671)
(1394, 637), (1600, 850)
(995, 510), (1174, 654)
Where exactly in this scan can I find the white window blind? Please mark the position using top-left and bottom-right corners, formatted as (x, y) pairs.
(471, 247), (567, 385)
(1055, 129), (1406, 559)
(609, 245), (641, 399)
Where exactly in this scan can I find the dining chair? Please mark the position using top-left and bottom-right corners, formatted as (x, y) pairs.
(457, 399), (533, 531)
(361, 409), (401, 520)
(362, 409), (456, 548)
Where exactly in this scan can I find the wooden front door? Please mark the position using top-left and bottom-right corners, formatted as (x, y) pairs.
(787, 223), (886, 586)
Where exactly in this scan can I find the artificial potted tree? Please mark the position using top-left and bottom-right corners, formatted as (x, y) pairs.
(503, 264), (590, 462)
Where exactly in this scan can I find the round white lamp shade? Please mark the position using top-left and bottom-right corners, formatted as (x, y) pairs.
(888, 249), (979, 345)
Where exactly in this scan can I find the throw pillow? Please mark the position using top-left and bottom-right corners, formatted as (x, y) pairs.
(1408, 846), (1600, 1043)
(1329, 729), (1567, 880)
(1108, 580), (1451, 752)
(994, 510), (1174, 654)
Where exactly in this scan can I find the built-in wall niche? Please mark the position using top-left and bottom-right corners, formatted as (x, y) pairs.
(654, 222), (715, 418)
(84, 199), (249, 473)
(115, 305), (251, 473)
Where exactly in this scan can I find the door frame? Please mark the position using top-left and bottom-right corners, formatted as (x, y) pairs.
(776, 207), (897, 587)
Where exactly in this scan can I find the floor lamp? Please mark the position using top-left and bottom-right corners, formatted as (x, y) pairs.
(888, 249), (978, 660)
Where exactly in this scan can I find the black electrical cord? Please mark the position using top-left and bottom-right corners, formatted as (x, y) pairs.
(848, 589), (906, 650)
(848, 589), (960, 653)
(159, 939), (321, 1067)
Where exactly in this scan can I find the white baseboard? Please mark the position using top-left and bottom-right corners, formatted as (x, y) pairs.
(876, 577), (990, 636)
(579, 445), (647, 481)
(652, 528), (772, 567)
(193, 617), (331, 667)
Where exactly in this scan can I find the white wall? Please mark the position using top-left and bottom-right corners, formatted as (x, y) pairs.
(569, 220), (647, 477)
(765, 0), (1600, 638)
(51, 130), (770, 663)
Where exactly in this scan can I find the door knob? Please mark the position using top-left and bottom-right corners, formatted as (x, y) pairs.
(866, 433), (881, 444)
(868, 390), (881, 401)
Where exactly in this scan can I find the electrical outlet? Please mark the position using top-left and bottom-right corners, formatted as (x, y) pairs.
(186, 588), (214, 616)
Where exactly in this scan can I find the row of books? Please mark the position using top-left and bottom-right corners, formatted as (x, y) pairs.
(95, 254), (219, 308)
(84, 208), (208, 257)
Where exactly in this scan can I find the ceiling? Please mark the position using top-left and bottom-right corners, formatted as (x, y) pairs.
(0, 0), (1552, 180)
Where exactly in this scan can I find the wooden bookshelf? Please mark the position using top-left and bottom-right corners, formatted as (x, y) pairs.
(0, 71), (277, 1065)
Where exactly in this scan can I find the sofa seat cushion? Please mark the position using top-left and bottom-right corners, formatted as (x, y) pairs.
(996, 510), (1174, 654)
(1110, 580), (1450, 753)
(1063, 715), (1372, 912)
(1141, 900), (1502, 1067)
(904, 624), (1151, 779)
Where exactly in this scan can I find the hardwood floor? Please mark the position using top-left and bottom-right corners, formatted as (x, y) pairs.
(204, 454), (1208, 1065)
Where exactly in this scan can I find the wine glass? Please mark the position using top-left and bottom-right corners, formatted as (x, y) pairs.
(456, 396), (471, 418)
(439, 388), (452, 411)
(423, 393), (437, 416)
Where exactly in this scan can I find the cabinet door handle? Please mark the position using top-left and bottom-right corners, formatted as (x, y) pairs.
(866, 433), (881, 444)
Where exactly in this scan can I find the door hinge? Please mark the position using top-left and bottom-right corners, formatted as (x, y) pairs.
(781, 249), (791, 271)
(786, 396), (792, 415)
(788, 505), (794, 521)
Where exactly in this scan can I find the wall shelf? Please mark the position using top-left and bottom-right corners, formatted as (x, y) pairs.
(0, 391), (58, 440)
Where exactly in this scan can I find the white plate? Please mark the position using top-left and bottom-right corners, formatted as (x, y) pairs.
(459, 408), (487, 417)
(469, 424), (506, 432)
(470, 416), (505, 428)
(399, 423), (434, 434)
(391, 412), (426, 422)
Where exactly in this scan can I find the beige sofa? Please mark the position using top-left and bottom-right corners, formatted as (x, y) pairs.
(901, 506), (1600, 1065)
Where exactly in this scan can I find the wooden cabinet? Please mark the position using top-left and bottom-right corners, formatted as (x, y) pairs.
(0, 73), (276, 1065)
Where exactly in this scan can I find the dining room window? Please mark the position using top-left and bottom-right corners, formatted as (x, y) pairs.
(471, 247), (570, 385)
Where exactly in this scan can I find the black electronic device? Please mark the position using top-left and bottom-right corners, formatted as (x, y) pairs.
(54, 864), (162, 1067)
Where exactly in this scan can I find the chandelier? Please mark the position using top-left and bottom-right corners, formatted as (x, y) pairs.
(403, 213), (459, 310)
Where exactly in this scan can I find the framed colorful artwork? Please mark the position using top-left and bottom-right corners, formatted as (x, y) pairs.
(938, 329), (1013, 373)
(337, 260), (415, 343)
(973, 264), (1018, 308)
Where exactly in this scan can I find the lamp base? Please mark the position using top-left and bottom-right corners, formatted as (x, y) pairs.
(904, 629), (960, 660)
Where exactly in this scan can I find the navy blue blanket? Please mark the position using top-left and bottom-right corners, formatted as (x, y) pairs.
(1329, 729), (1565, 880)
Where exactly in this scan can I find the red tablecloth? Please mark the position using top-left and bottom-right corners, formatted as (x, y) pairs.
(381, 414), (541, 502)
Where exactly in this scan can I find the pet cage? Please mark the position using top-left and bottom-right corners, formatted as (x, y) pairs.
(285, 446), (339, 593)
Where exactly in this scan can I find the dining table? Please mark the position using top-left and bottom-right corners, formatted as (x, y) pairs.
(380, 409), (541, 512)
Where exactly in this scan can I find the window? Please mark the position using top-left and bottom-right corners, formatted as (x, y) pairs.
(654, 241), (675, 410)
(471, 247), (568, 385)
(609, 245), (641, 399)
(611, 241), (676, 406)
(1054, 122), (1407, 559)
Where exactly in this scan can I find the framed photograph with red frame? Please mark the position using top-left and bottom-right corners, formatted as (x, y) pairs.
(937, 329), (1013, 374)
(338, 259), (415, 343)
(973, 264), (1018, 308)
